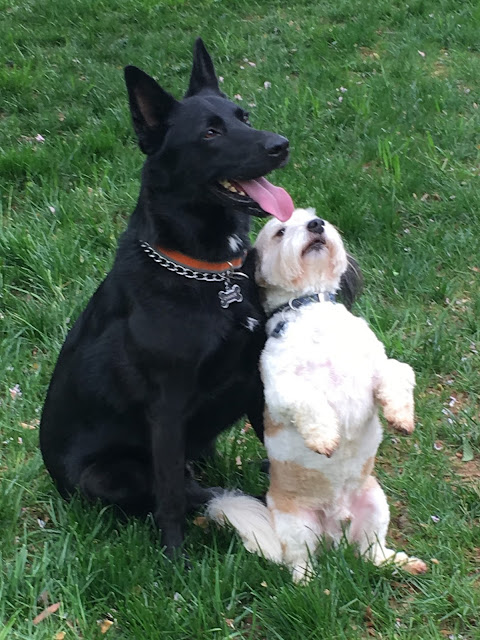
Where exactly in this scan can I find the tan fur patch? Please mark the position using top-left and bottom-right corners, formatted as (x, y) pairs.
(402, 558), (428, 574)
(363, 475), (379, 491)
(268, 459), (333, 512)
(387, 416), (415, 435)
(326, 249), (337, 283)
(264, 411), (284, 437)
(361, 456), (375, 481)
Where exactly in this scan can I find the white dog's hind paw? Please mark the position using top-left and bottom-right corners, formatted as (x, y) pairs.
(400, 556), (428, 575)
(291, 562), (315, 584)
(377, 550), (427, 574)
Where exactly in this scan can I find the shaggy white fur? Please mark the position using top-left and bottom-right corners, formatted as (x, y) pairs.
(207, 491), (282, 561)
(207, 209), (427, 582)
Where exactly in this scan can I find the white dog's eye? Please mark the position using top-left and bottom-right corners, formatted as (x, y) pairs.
(274, 227), (285, 238)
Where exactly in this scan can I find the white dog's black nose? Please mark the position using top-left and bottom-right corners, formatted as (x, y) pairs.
(307, 218), (324, 234)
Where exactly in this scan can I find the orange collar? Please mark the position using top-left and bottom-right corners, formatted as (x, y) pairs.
(154, 245), (246, 273)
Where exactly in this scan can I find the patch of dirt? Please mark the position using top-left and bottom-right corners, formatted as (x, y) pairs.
(358, 47), (380, 60)
(450, 457), (480, 486)
(432, 56), (449, 78)
(389, 505), (413, 548)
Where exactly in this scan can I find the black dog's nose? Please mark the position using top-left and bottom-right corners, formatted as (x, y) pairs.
(265, 135), (289, 157)
(307, 218), (325, 233)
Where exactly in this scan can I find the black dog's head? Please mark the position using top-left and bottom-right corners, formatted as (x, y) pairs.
(124, 39), (293, 222)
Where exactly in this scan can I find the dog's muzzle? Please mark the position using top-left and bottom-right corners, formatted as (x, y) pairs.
(307, 218), (325, 234)
(302, 219), (327, 255)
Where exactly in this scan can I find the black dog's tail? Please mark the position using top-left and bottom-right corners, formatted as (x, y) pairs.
(340, 253), (363, 310)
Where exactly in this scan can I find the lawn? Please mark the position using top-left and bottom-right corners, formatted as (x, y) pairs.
(1, 0), (479, 637)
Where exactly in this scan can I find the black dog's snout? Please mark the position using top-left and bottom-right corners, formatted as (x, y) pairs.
(307, 218), (325, 233)
(265, 135), (289, 157)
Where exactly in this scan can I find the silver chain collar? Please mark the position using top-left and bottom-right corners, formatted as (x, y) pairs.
(139, 240), (248, 308)
(140, 241), (237, 282)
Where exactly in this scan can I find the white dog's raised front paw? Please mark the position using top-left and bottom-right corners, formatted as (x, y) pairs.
(304, 433), (340, 458)
(376, 360), (416, 435)
(295, 407), (341, 458)
(384, 406), (415, 435)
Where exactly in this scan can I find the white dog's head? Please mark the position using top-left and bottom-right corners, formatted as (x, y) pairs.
(254, 208), (348, 311)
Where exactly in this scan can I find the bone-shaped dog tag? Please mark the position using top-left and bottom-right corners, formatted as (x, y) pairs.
(218, 282), (243, 308)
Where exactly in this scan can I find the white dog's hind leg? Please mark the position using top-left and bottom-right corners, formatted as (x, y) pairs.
(375, 358), (416, 434)
(348, 477), (427, 574)
(270, 504), (322, 583)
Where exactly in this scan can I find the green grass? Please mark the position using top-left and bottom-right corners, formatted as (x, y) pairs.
(1, 0), (479, 637)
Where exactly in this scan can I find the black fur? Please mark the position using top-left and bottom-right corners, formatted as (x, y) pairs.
(340, 254), (363, 310)
(40, 39), (362, 554)
(40, 39), (291, 553)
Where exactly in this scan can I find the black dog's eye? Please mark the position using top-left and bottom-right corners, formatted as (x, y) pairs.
(204, 128), (221, 139)
(242, 112), (251, 126)
(274, 227), (286, 238)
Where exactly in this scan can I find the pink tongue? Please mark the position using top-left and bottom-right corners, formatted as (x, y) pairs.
(236, 177), (294, 221)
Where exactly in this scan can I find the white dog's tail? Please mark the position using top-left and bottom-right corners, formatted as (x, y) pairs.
(206, 492), (283, 562)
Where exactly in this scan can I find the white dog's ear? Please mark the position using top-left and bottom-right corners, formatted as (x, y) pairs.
(325, 223), (348, 285)
(331, 248), (348, 283)
(251, 248), (267, 287)
(256, 272), (267, 287)
(339, 253), (363, 309)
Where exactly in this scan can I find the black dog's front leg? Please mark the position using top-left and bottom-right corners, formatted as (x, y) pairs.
(247, 374), (270, 475)
(247, 372), (265, 443)
(149, 398), (187, 556)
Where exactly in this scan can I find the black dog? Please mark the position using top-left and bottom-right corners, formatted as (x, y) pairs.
(40, 39), (295, 553)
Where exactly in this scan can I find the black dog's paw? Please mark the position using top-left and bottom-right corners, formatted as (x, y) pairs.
(157, 517), (185, 556)
(260, 459), (270, 474)
(165, 546), (192, 570)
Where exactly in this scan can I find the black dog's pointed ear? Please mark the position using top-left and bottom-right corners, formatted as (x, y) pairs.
(185, 38), (222, 97)
(124, 65), (178, 155)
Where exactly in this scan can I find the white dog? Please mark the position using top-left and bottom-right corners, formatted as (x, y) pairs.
(207, 208), (427, 582)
